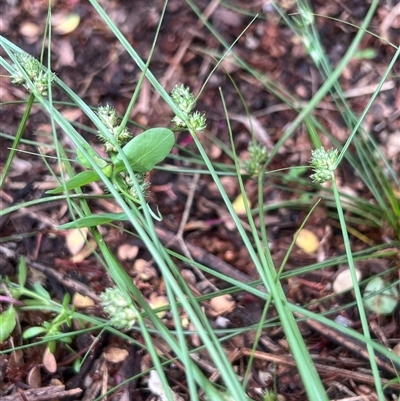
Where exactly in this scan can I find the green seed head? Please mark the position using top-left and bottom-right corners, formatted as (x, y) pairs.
(309, 147), (338, 183)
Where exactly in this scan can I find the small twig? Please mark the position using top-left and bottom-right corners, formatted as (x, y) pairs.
(152, 0), (221, 109)
(163, 174), (219, 292)
(173, 173), (201, 257)
(239, 348), (400, 390)
(296, 313), (400, 375)
(25, 258), (101, 303)
(1, 386), (82, 401)
(155, 226), (266, 294)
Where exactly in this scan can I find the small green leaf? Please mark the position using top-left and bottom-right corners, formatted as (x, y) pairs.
(114, 127), (174, 173)
(353, 48), (378, 60)
(364, 277), (399, 315)
(33, 282), (51, 300)
(58, 212), (128, 229)
(23, 326), (47, 339)
(76, 148), (107, 169)
(0, 307), (16, 341)
(73, 357), (82, 373)
(62, 293), (71, 308)
(48, 340), (57, 354)
(59, 336), (73, 344)
(47, 170), (100, 194)
(18, 256), (27, 288)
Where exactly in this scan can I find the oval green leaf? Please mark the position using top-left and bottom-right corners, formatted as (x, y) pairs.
(76, 148), (107, 169)
(114, 127), (174, 173)
(364, 277), (399, 315)
(23, 326), (47, 339)
(47, 170), (100, 194)
(0, 307), (16, 342)
(59, 212), (128, 229)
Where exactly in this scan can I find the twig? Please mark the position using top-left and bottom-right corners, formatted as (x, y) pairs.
(239, 348), (400, 391)
(26, 258), (101, 303)
(1, 386), (82, 401)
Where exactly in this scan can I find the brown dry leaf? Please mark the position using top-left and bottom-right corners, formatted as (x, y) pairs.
(232, 193), (250, 215)
(53, 39), (76, 67)
(52, 13), (80, 35)
(133, 259), (157, 281)
(295, 228), (319, 254)
(43, 347), (57, 374)
(229, 113), (274, 150)
(26, 365), (41, 388)
(70, 238), (98, 263)
(49, 378), (63, 386)
(208, 143), (222, 160)
(183, 220), (212, 231)
(380, 2), (400, 40)
(10, 157), (33, 176)
(209, 295), (235, 316)
(333, 268), (362, 294)
(149, 295), (169, 318)
(65, 227), (88, 256)
(149, 370), (185, 401)
(103, 347), (129, 364)
(117, 243), (139, 261)
(385, 132), (400, 160)
(72, 292), (95, 308)
(61, 108), (83, 122)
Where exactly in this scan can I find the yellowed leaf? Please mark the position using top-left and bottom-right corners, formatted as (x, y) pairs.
(103, 347), (129, 364)
(295, 228), (319, 254)
(52, 13), (80, 35)
(72, 292), (95, 308)
(232, 193), (250, 215)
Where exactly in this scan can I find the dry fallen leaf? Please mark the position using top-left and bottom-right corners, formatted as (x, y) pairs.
(117, 243), (139, 261)
(148, 370), (184, 401)
(70, 238), (98, 263)
(103, 347), (129, 364)
(43, 346), (57, 374)
(209, 295), (235, 316)
(72, 292), (95, 308)
(133, 259), (157, 281)
(149, 295), (169, 318)
(61, 108), (83, 122)
(26, 365), (41, 388)
(19, 21), (41, 40)
(65, 227), (88, 256)
(333, 268), (362, 294)
(295, 228), (320, 254)
(229, 113), (274, 150)
(393, 343), (400, 357)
